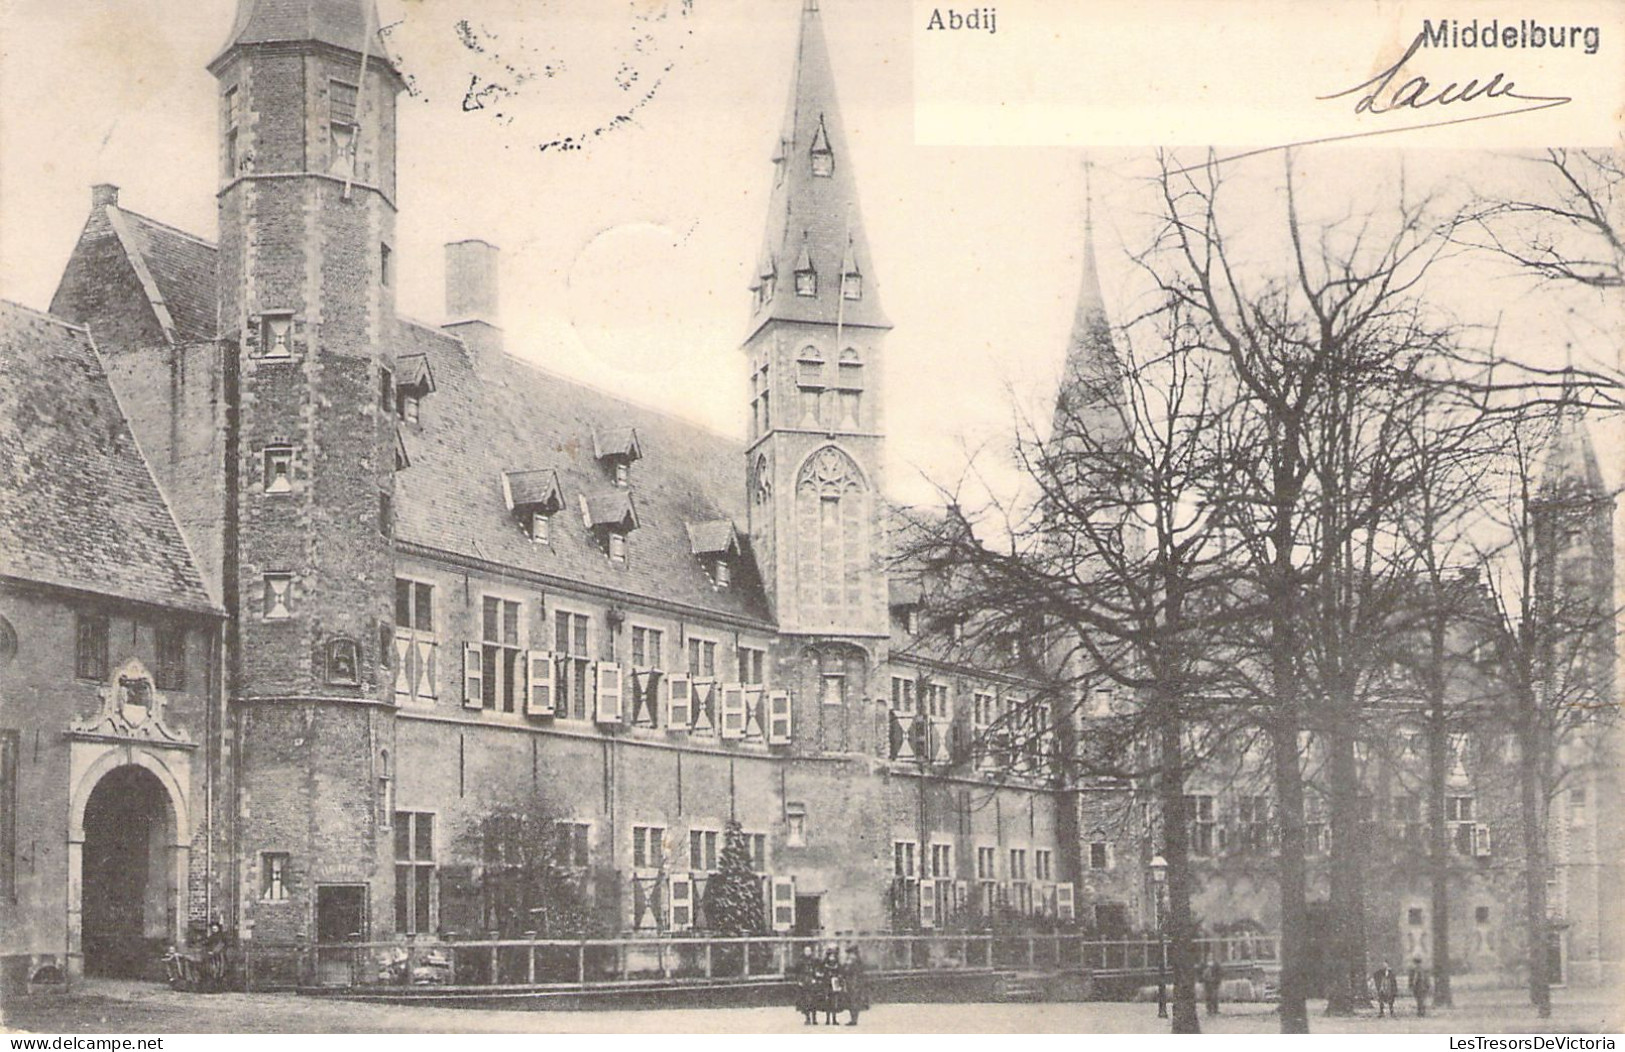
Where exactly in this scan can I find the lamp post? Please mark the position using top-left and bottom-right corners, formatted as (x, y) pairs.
(1150, 855), (1169, 1019)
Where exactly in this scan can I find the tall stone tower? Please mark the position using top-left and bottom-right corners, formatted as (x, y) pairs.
(209, 0), (404, 941)
(1530, 385), (1618, 982)
(744, 0), (890, 642)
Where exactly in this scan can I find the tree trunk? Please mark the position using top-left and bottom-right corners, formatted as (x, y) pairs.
(1518, 702), (1552, 1018)
(1271, 710), (1312, 1033)
(1325, 726), (1366, 1015)
(1157, 708), (1202, 1034)
(1426, 695), (1454, 1007)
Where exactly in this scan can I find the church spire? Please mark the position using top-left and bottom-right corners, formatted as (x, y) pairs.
(748, 0), (888, 335)
(1053, 160), (1126, 444)
(212, 0), (395, 72)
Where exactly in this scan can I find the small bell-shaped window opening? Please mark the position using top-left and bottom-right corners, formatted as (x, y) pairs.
(809, 117), (834, 177)
(793, 234), (817, 297)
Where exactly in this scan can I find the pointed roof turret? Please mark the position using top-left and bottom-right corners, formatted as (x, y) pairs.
(1053, 167), (1127, 445)
(1537, 373), (1607, 503)
(748, 0), (889, 335)
(211, 0), (396, 72)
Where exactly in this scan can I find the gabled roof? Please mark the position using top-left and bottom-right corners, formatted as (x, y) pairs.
(391, 321), (772, 624)
(50, 195), (219, 348)
(592, 426), (643, 462)
(503, 469), (564, 514)
(686, 519), (741, 557)
(583, 491), (639, 531)
(748, 1), (889, 336)
(0, 301), (217, 615)
(397, 352), (435, 395)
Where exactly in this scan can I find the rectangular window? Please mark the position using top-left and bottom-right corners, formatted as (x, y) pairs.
(632, 825), (665, 870)
(890, 675), (916, 715)
(329, 80), (359, 177)
(379, 367), (393, 413)
(1009, 848), (1028, 881)
(378, 491), (393, 536)
(820, 673), (845, 706)
(1185, 794), (1216, 857)
(686, 638), (717, 678)
(745, 832), (768, 873)
(689, 829), (719, 871)
(263, 446), (294, 493)
(737, 646), (765, 685)
(786, 807), (806, 847)
(555, 822), (590, 868)
(380, 243), (392, 287)
(923, 682), (950, 719)
(892, 840), (917, 879)
(480, 597), (523, 713)
(0, 730), (16, 902)
(260, 313), (293, 359)
(607, 532), (627, 563)
(930, 842), (954, 879)
(976, 846), (997, 880)
(392, 579), (436, 702)
(393, 811), (435, 935)
(631, 626), (663, 671)
(76, 614), (109, 679)
(529, 511), (550, 544)
(1089, 841), (1109, 870)
(261, 852), (289, 902)
(155, 624), (186, 691)
(973, 691), (997, 728)
(555, 611), (592, 720)
(1237, 795), (1272, 852)
(1035, 849), (1053, 882)
(1446, 796), (1473, 821)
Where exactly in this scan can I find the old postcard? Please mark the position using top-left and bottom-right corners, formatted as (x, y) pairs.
(0, 0), (1620, 1040)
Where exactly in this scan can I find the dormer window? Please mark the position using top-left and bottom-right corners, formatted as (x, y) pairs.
(687, 519), (742, 591)
(608, 532), (627, 563)
(503, 468), (564, 544)
(260, 313), (293, 359)
(840, 238), (862, 300)
(394, 354), (435, 424)
(583, 492), (639, 563)
(794, 234), (817, 297)
(809, 117), (834, 177)
(593, 426), (643, 485)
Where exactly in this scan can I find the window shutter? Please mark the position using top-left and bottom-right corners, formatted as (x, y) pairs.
(931, 718), (952, 764)
(393, 635), (411, 698)
(526, 650), (555, 716)
(1475, 823), (1492, 857)
(595, 661), (623, 724)
(1105, 842), (1116, 871)
(743, 688), (765, 741)
(462, 642), (483, 708)
(720, 683), (746, 739)
(919, 878), (937, 928)
(1057, 882), (1075, 921)
(770, 876), (796, 932)
(691, 679), (716, 736)
(768, 690), (793, 744)
(669, 873), (694, 932)
(667, 673), (692, 730)
(415, 638), (436, 702)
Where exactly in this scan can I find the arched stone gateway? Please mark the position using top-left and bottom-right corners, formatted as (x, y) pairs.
(78, 766), (177, 977)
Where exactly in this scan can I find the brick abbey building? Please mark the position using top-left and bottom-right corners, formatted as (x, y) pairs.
(0, 0), (1614, 997)
(0, 0), (1087, 986)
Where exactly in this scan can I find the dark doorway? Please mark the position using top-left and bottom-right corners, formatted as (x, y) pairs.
(1547, 928), (1566, 987)
(793, 895), (822, 937)
(82, 765), (172, 978)
(315, 884), (369, 987)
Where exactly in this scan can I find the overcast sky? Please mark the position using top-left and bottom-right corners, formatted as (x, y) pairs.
(1, 0), (1617, 507)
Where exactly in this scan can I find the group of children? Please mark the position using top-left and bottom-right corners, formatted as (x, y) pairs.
(794, 946), (871, 1026)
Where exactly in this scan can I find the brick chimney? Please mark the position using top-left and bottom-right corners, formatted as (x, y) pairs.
(442, 239), (503, 364)
(92, 183), (121, 209)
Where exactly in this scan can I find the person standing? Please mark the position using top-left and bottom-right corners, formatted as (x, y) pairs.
(1372, 962), (1398, 1017)
(793, 945), (819, 1025)
(841, 946), (870, 1026)
(819, 947), (842, 1025)
(1204, 959), (1222, 1016)
(1408, 958), (1431, 1018)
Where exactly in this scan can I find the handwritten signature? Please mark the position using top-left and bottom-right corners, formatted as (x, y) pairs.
(1319, 31), (1572, 123)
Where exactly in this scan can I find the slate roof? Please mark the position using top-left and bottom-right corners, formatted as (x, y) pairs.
(113, 208), (220, 344)
(749, 2), (889, 337)
(686, 519), (740, 557)
(214, 0), (394, 68)
(0, 301), (217, 614)
(392, 322), (773, 624)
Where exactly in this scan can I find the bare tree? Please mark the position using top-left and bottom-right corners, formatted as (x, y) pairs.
(1463, 148), (1624, 293)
